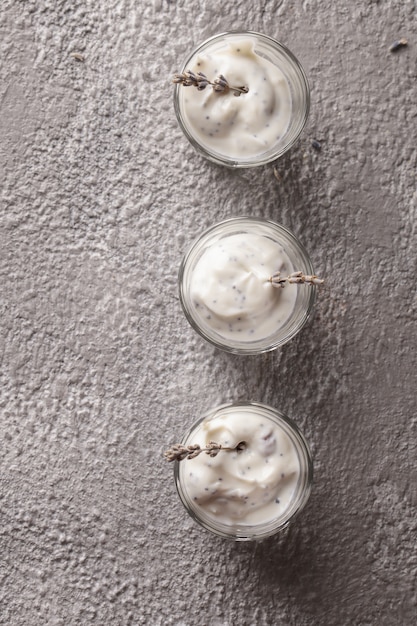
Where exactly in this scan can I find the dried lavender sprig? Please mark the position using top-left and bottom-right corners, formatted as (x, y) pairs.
(269, 271), (324, 288)
(164, 440), (246, 462)
(173, 70), (249, 96)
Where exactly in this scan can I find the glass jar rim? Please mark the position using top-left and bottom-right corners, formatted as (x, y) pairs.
(178, 216), (317, 354)
(173, 31), (310, 168)
(174, 401), (313, 540)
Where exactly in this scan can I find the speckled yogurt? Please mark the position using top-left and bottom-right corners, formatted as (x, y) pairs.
(179, 37), (292, 159)
(180, 409), (301, 526)
(189, 232), (297, 342)
(174, 402), (314, 539)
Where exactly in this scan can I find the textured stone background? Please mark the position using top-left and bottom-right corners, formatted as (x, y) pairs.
(1, 1), (416, 625)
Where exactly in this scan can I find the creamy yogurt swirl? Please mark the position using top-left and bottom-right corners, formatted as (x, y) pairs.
(179, 409), (301, 526)
(189, 233), (297, 342)
(179, 37), (292, 159)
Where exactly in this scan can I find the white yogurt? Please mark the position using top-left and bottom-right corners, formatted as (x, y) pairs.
(179, 408), (302, 528)
(189, 233), (297, 342)
(179, 37), (292, 159)
(179, 218), (317, 353)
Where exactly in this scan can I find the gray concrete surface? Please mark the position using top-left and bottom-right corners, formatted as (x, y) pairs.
(1, 1), (416, 624)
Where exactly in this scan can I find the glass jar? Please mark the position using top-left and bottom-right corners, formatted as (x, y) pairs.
(174, 402), (313, 541)
(178, 216), (317, 354)
(173, 31), (310, 167)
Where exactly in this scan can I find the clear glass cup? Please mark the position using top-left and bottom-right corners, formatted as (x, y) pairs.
(174, 402), (313, 541)
(173, 31), (310, 167)
(178, 217), (317, 354)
